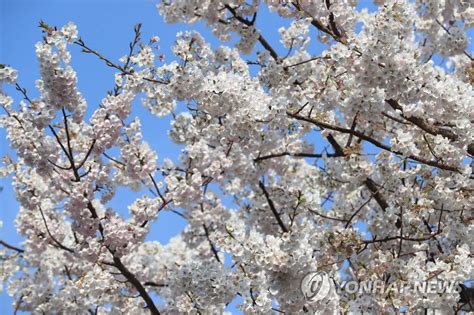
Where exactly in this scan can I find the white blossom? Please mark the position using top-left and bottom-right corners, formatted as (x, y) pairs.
(1, 3), (473, 313)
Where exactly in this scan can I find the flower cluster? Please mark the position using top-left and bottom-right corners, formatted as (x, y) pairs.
(116, 118), (157, 188)
(35, 24), (87, 122)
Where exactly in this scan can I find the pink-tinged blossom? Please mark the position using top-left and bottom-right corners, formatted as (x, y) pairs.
(0, 3), (473, 313)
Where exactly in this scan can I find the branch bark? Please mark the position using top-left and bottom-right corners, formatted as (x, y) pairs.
(112, 256), (161, 315)
(288, 111), (460, 172)
(258, 181), (289, 233)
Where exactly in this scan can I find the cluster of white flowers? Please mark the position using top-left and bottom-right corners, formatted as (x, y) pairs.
(439, 25), (469, 56)
(60, 22), (78, 43)
(103, 212), (146, 258)
(117, 118), (157, 187)
(90, 92), (134, 153)
(166, 260), (236, 312)
(1, 1), (473, 313)
(279, 18), (312, 49)
(0, 65), (17, 85)
(416, 0), (472, 58)
(264, 0), (359, 38)
(90, 108), (122, 153)
(0, 65), (17, 114)
(128, 195), (162, 226)
(34, 26), (87, 122)
(130, 46), (155, 67)
(141, 83), (176, 117)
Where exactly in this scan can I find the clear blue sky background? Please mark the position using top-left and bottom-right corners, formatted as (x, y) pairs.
(1, 0), (472, 313)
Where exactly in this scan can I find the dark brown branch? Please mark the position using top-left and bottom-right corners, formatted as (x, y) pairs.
(288, 111), (460, 172)
(123, 23), (142, 71)
(203, 224), (221, 263)
(49, 123), (80, 180)
(326, 134), (345, 156)
(362, 232), (440, 245)
(307, 208), (347, 223)
(76, 139), (96, 170)
(75, 38), (122, 69)
(103, 152), (126, 166)
(62, 108), (75, 164)
(291, 1), (344, 44)
(385, 100), (474, 156)
(257, 34), (279, 61)
(364, 178), (388, 211)
(15, 83), (33, 104)
(258, 181), (289, 233)
(13, 295), (23, 315)
(284, 56), (323, 69)
(148, 174), (166, 203)
(345, 112), (359, 148)
(225, 4), (279, 61)
(344, 195), (374, 228)
(398, 206), (404, 256)
(382, 112), (410, 125)
(86, 201), (104, 236)
(38, 206), (74, 253)
(255, 151), (340, 162)
(47, 159), (72, 170)
(112, 256), (161, 315)
(423, 134), (440, 161)
(49, 125), (72, 160)
(46, 104), (159, 314)
(0, 240), (24, 253)
(74, 38), (168, 85)
(324, 0), (342, 38)
(144, 282), (167, 287)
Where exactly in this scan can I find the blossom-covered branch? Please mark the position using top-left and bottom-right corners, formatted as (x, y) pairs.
(1, 0), (473, 313)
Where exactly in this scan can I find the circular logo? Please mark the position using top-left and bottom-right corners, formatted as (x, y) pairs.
(300, 272), (332, 302)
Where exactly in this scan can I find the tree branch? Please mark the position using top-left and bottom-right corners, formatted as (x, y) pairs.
(258, 181), (289, 233)
(225, 4), (279, 61)
(112, 256), (161, 315)
(288, 111), (460, 172)
(0, 240), (24, 253)
(385, 99), (474, 156)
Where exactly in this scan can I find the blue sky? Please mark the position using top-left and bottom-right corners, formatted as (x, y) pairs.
(1, 0), (473, 313)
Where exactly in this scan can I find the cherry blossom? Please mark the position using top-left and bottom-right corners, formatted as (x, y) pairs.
(1, 0), (473, 313)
